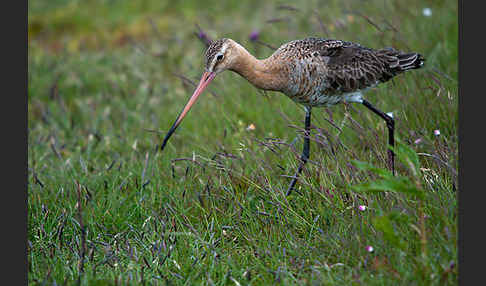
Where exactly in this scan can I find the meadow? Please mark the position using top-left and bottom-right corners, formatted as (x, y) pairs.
(28, 0), (458, 284)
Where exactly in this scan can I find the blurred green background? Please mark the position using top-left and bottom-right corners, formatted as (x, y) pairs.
(28, 0), (457, 285)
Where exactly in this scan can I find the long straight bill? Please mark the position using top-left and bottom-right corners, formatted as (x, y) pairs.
(160, 71), (216, 152)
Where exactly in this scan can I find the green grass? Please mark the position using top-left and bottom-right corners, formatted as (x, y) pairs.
(28, 0), (458, 285)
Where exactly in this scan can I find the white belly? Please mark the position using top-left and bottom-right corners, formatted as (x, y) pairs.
(290, 91), (364, 107)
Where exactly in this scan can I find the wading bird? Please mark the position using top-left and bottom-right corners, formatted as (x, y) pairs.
(160, 37), (424, 195)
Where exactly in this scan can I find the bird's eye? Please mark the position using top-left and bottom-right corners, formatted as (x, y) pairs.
(216, 54), (224, 61)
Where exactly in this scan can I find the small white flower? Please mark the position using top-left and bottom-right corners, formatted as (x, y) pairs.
(358, 205), (367, 211)
(414, 138), (422, 144)
(434, 129), (440, 136)
(246, 123), (256, 131)
(423, 8), (432, 17)
(365, 245), (374, 253)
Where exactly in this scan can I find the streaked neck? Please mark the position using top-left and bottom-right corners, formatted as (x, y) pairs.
(229, 43), (284, 92)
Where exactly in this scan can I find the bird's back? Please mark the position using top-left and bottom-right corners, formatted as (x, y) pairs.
(268, 37), (424, 106)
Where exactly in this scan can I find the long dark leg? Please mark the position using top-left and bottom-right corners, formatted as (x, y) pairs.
(362, 99), (395, 175)
(286, 107), (312, 196)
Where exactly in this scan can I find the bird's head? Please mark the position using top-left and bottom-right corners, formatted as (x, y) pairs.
(204, 38), (238, 74)
(159, 38), (238, 152)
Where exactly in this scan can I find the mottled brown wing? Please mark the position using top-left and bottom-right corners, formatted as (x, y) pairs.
(321, 43), (424, 93)
(321, 44), (391, 93)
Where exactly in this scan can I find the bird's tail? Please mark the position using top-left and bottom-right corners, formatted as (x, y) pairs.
(379, 48), (425, 72)
(396, 52), (425, 71)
